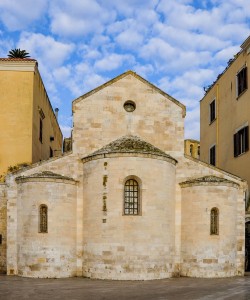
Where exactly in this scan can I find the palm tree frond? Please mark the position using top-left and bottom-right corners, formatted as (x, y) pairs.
(7, 48), (30, 59)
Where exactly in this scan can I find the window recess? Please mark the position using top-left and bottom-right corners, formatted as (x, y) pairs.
(234, 125), (249, 157)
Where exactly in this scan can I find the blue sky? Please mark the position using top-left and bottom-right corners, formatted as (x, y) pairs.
(0, 0), (250, 139)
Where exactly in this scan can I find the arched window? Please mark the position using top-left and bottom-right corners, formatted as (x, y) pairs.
(39, 204), (48, 233)
(210, 207), (219, 235)
(124, 179), (139, 215)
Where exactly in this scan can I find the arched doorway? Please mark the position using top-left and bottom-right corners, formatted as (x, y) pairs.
(245, 221), (250, 272)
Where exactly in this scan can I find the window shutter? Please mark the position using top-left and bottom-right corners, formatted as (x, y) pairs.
(245, 126), (249, 152)
(234, 133), (238, 157)
(244, 67), (248, 90)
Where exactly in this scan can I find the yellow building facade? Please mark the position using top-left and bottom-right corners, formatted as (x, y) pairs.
(200, 36), (250, 191)
(200, 36), (250, 271)
(0, 58), (62, 178)
(184, 139), (200, 159)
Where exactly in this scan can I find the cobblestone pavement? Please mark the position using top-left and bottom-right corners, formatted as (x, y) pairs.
(0, 275), (250, 300)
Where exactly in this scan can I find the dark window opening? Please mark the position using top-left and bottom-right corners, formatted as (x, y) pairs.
(210, 99), (216, 123)
(39, 118), (43, 143)
(50, 147), (53, 158)
(237, 66), (247, 96)
(190, 144), (193, 155)
(0, 234), (2, 244)
(124, 179), (139, 215)
(234, 126), (249, 157)
(210, 145), (216, 166)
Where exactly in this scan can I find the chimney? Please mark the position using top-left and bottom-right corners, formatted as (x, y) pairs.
(55, 108), (59, 119)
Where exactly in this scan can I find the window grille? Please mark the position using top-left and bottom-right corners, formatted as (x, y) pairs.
(124, 179), (139, 215)
(210, 208), (219, 235)
(39, 205), (48, 233)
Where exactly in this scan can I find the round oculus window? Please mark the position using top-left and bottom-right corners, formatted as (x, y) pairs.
(124, 100), (136, 112)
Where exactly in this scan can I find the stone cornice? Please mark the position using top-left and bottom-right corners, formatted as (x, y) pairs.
(0, 59), (37, 72)
(82, 135), (177, 165)
(15, 171), (76, 184)
(179, 175), (239, 188)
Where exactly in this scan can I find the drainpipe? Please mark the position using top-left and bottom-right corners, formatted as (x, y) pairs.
(216, 84), (219, 167)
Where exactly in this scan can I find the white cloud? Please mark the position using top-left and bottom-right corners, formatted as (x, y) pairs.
(134, 64), (154, 78)
(0, 0), (48, 30)
(214, 46), (240, 62)
(153, 23), (229, 52)
(140, 38), (176, 62)
(116, 29), (144, 49)
(0, 37), (14, 57)
(49, 0), (116, 37)
(94, 53), (135, 71)
(60, 125), (72, 138)
(1, 0), (249, 142)
(104, 0), (158, 17)
(184, 107), (200, 139)
(18, 32), (75, 67)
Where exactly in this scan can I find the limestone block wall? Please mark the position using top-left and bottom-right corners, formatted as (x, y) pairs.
(73, 73), (185, 158)
(5, 153), (85, 277)
(175, 155), (246, 276)
(0, 183), (6, 273)
(181, 183), (239, 277)
(16, 179), (77, 278)
(82, 154), (177, 280)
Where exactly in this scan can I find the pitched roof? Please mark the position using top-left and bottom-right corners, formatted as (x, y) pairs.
(82, 135), (177, 164)
(73, 70), (186, 117)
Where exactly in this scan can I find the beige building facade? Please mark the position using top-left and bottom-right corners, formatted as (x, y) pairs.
(200, 36), (250, 271)
(0, 71), (247, 279)
(0, 58), (62, 179)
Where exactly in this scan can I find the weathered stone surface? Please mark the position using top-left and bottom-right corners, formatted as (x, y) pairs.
(83, 135), (177, 165)
(2, 71), (246, 280)
(180, 175), (240, 188)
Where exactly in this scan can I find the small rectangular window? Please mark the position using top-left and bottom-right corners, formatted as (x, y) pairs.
(39, 118), (43, 143)
(234, 125), (249, 157)
(0, 234), (2, 244)
(237, 66), (247, 96)
(50, 147), (53, 158)
(209, 99), (216, 123)
(210, 145), (216, 166)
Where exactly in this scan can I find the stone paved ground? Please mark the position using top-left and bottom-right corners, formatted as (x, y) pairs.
(0, 275), (250, 300)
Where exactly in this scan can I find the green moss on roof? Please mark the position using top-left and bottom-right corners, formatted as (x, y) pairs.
(16, 171), (75, 182)
(84, 135), (177, 163)
(180, 175), (239, 187)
